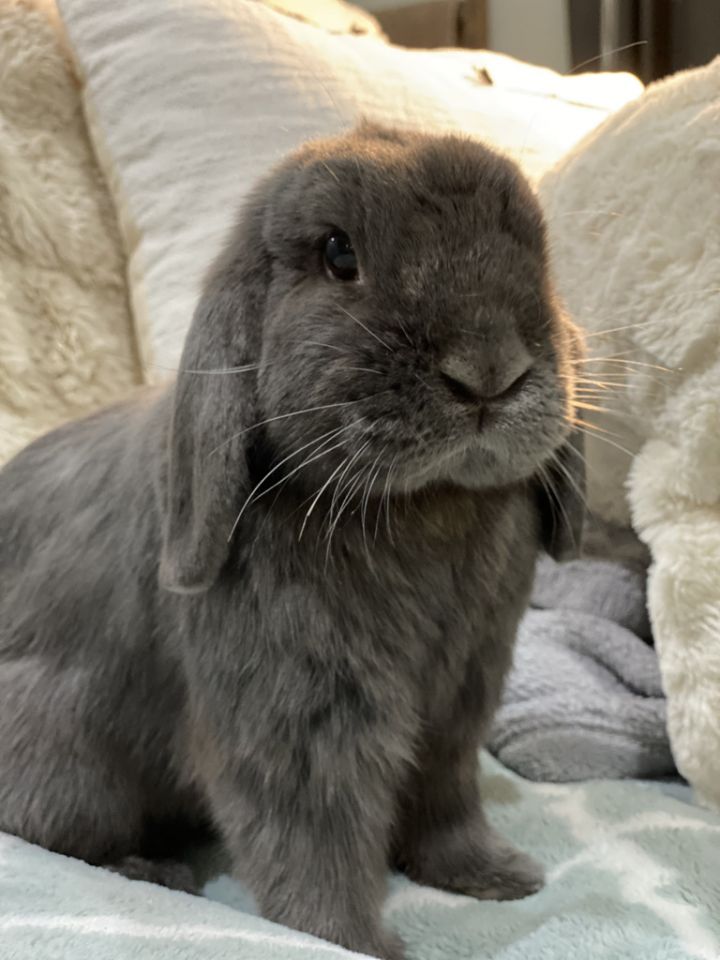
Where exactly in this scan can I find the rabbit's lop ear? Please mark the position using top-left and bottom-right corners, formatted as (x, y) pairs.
(159, 222), (267, 595)
(535, 431), (586, 560)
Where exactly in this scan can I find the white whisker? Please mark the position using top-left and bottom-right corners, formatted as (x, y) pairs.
(360, 451), (385, 558)
(381, 457), (397, 544)
(155, 362), (268, 376)
(571, 424), (636, 460)
(299, 456), (354, 542)
(326, 443), (373, 547)
(209, 399), (364, 457)
(338, 305), (392, 352)
(226, 425), (352, 542)
(323, 442), (371, 562)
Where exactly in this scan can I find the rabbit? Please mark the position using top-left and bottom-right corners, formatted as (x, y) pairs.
(0, 122), (585, 960)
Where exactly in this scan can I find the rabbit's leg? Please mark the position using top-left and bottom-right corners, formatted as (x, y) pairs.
(0, 660), (144, 867)
(393, 662), (544, 901)
(203, 742), (405, 959)
(395, 737), (543, 900)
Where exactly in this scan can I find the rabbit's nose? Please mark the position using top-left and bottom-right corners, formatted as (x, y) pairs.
(439, 356), (531, 405)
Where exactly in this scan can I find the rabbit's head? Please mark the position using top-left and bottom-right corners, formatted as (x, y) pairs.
(160, 124), (585, 593)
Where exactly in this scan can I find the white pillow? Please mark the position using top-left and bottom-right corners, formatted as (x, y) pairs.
(57, 0), (641, 378)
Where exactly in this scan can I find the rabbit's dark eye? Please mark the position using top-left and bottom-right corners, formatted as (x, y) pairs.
(324, 231), (358, 282)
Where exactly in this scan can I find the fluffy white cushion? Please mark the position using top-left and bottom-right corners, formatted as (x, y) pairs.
(540, 57), (720, 809)
(56, 0), (641, 378)
(0, 0), (138, 465)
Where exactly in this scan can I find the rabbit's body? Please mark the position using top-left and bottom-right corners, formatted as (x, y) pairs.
(0, 389), (534, 843)
(0, 125), (584, 958)
(0, 396), (206, 863)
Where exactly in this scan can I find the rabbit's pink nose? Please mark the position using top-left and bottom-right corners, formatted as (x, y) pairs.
(439, 357), (531, 405)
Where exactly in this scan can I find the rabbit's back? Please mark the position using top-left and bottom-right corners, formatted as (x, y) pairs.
(0, 393), (206, 860)
(0, 396), (162, 658)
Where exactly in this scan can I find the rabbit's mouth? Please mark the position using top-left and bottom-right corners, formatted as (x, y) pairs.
(330, 367), (572, 495)
(356, 410), (571, 496)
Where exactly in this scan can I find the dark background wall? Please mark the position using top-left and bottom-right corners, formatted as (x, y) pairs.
(570, 0), (720, 81)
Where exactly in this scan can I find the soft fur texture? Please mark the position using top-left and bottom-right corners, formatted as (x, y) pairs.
(0, 126), (585, 959)
(540, 57), (720, 809)
(0, 0), (139, 465)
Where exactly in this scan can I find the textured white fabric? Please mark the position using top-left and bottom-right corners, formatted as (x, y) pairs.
(0, 0), (139, 465)
(540, 58), (720, 809)
(56, 0), (641, 378)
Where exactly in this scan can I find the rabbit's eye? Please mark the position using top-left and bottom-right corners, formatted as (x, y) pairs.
(324, 231), (358, 282)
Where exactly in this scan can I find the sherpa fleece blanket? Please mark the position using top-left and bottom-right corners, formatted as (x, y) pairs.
(539, 57), (720, 809)
(0, 0), (139, 466)
(1, 754), (719, 960)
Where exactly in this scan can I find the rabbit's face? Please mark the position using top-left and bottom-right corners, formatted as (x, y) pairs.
(252, 127), (581, 497)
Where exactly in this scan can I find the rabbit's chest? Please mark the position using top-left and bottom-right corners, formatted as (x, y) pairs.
(238, 485), (538, 744)
(322, 486), (539, 716)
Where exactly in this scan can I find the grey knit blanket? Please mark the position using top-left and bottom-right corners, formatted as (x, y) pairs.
(490, 555), (676, 782)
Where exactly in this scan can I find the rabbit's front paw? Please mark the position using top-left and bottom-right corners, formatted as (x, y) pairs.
(403, 823), (544, 902)
(447, 844), (544, 901)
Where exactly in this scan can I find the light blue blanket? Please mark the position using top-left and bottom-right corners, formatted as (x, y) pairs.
(2, 754), (718, 960)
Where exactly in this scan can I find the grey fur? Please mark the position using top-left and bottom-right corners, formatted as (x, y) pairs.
(0, 124), (584, 959)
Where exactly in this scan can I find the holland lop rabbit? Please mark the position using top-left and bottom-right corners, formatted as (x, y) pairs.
(0, 124), (584, 959)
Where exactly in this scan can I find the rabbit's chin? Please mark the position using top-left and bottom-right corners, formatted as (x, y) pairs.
(392, 435), (562, 494)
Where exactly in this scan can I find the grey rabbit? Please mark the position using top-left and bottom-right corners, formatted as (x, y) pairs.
(0, 123), (585, 959)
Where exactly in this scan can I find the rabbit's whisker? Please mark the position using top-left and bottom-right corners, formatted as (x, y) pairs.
(299, 453), (358, 542)
(338, 366), (383, 376)
(326, 439), (370, 530)
(539, 463), (577, 548)
(321, 161), (340, 184)
(561, 373), (626, 386)
(573, 400), (622, 415)
(397, 320), (414, 347)
(324, 441), (372, 558)
(383, 458), (397, 543)
(549, 453), (589, 514)
(583, 319), (656, 339)
(569, 415), (614, 436)
(573, 370), (627, 381)
(538, 462), (581, 556)
(575, 39), (649, 74)
(227, 425), (352, 542)
(155, 362), (269, 375)
(553, 209), (624, 219)
(360, 451), (385, 558)
(249, 432), (352, 511)
(575, 357), (672, 373)
(286, 439), (369, 541)
(573, 381), (618, 391)
(338, 305), (392, 352)
(374, 455), (396, 544)
(210, 398), (370, 457)
(573, 390), (616, 400)
(329, 446), (362, 523)
(570, 424), (636, 460)
(576, 370), (661, 382)
(286, 339), (347, 355)
(325, 442), (373, 553)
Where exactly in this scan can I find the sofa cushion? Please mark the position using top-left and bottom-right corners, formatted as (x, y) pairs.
(56, 0), (641, 377)
(0, 0), (139, 464)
